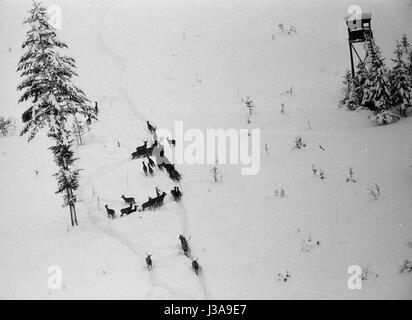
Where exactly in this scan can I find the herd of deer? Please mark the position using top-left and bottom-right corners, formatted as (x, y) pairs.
(103, 120), (199, 275)
(144, 234), (199, 276)
(104, 186), (181, 218)
(132, 121), (181, 182)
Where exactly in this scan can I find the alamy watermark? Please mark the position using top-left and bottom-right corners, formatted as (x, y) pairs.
(47, 264), (63, 290)
(347, 265), (362, 290)
(156, 121), (261, 175)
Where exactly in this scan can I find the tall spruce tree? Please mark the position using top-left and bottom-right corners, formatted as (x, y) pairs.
(17, 1), (97, 226)
(361, 40), (392, 112)
(390, 37), (411, 117)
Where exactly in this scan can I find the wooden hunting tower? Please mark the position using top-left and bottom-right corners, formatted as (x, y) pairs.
(344, 12), (373, 77)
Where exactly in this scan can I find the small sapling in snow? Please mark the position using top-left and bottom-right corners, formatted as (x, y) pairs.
(346, 167), (357, 183)
(319, 170), (325, 180)
(210, 159), (222, 183)
(300, 235), (321, 253)
(367, 183), (381, 200)
(243, 96), (254, 115)
(400, 260), (412, 273)
(294, 136), (306, 149)
(274, 188), (286, 198)
(277, 271), (292, 282)
(312, 164), (317, 176)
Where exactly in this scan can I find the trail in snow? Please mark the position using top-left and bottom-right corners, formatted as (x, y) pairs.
(77, 2), (212, 299)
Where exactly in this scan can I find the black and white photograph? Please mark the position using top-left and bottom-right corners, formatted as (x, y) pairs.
(0, 0), (412, 302)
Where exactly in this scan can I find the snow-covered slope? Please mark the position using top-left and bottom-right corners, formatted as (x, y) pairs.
(0, 0), (412, 299)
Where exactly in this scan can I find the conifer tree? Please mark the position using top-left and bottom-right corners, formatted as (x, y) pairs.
(390, 38), (411, 117)
(361, 40), (392, 113)
(17, 1), (97, 226)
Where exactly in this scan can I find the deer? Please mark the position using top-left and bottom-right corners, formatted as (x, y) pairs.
(121, 195), (135, 205)
(147, 121), (156, 133)
(140, 197), (156, 211)
(105, 204), (116, 219)
(142, 161), (148, 176)
(120, 204), (137, 217)
(146, 156), (155, 168)
(154, 191), (167, 208)
(192, 259), (199, 275)
(158, 162), (174, 171)
(136, 140), (148, 153)
(148, 163), (154, 176)
(171, 186), (182, 201)
(169, 167), (181, 182)
(145, 253), (153, 270)
(179, 234), (191, 256)
(167, 137), (176, 147)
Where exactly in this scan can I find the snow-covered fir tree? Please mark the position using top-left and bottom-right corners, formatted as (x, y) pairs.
(390, 37), (411, 117)
(340, 69), (359, 110)
(17, 1), (97, 226)
(361, 40), (392, 113)
(340, 61), (369, 111)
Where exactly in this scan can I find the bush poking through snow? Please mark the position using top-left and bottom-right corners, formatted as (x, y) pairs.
(346, 167), (357, 183)
(312, 164), (317, 176)
(360, 267), (379, 282)
(277, 23), (297, 35)
(312, 165), (325, 179)
(274, 188), (286, 198)
(277, 271), (292, 282)
(243, 96), (254, 115)
(293, 136), (306, 150)
(400, 260), (412, 273)
(319, 170), (325, 180)
(211, 159), (222, 183)
(370, 110), (401, 125)
(0, 116), (15, 136)
(300, 235), (321, 253)
(280, 102), (286, 114)
(367, 183), (381, 200)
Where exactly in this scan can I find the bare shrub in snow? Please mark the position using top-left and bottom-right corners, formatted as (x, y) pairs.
(370, 110), (400, 125)
(367, 183), (381, 200)
(300, 235), (321, 253)
(211, 158), (222, 183)
(277, 272), (291, 282)
(312, 164), (317, 176)
(280, 102), (285, 114)
(243, 96), (254, 115)
(400, 260), (412, 273)
(360, 267), (379, 282)
(274, 188), (286, 198)
(277, 23), (297, 35)
(293, 136), (306, 149)
(346, 167), (357, 183)
(277, 271), (291, 282)
(211, 165), (221, 183)
(0, 116), (15, 136)
(319, 170), (325, 180)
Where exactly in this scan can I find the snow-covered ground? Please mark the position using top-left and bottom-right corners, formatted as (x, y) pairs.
(0, 0), (412, 299)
